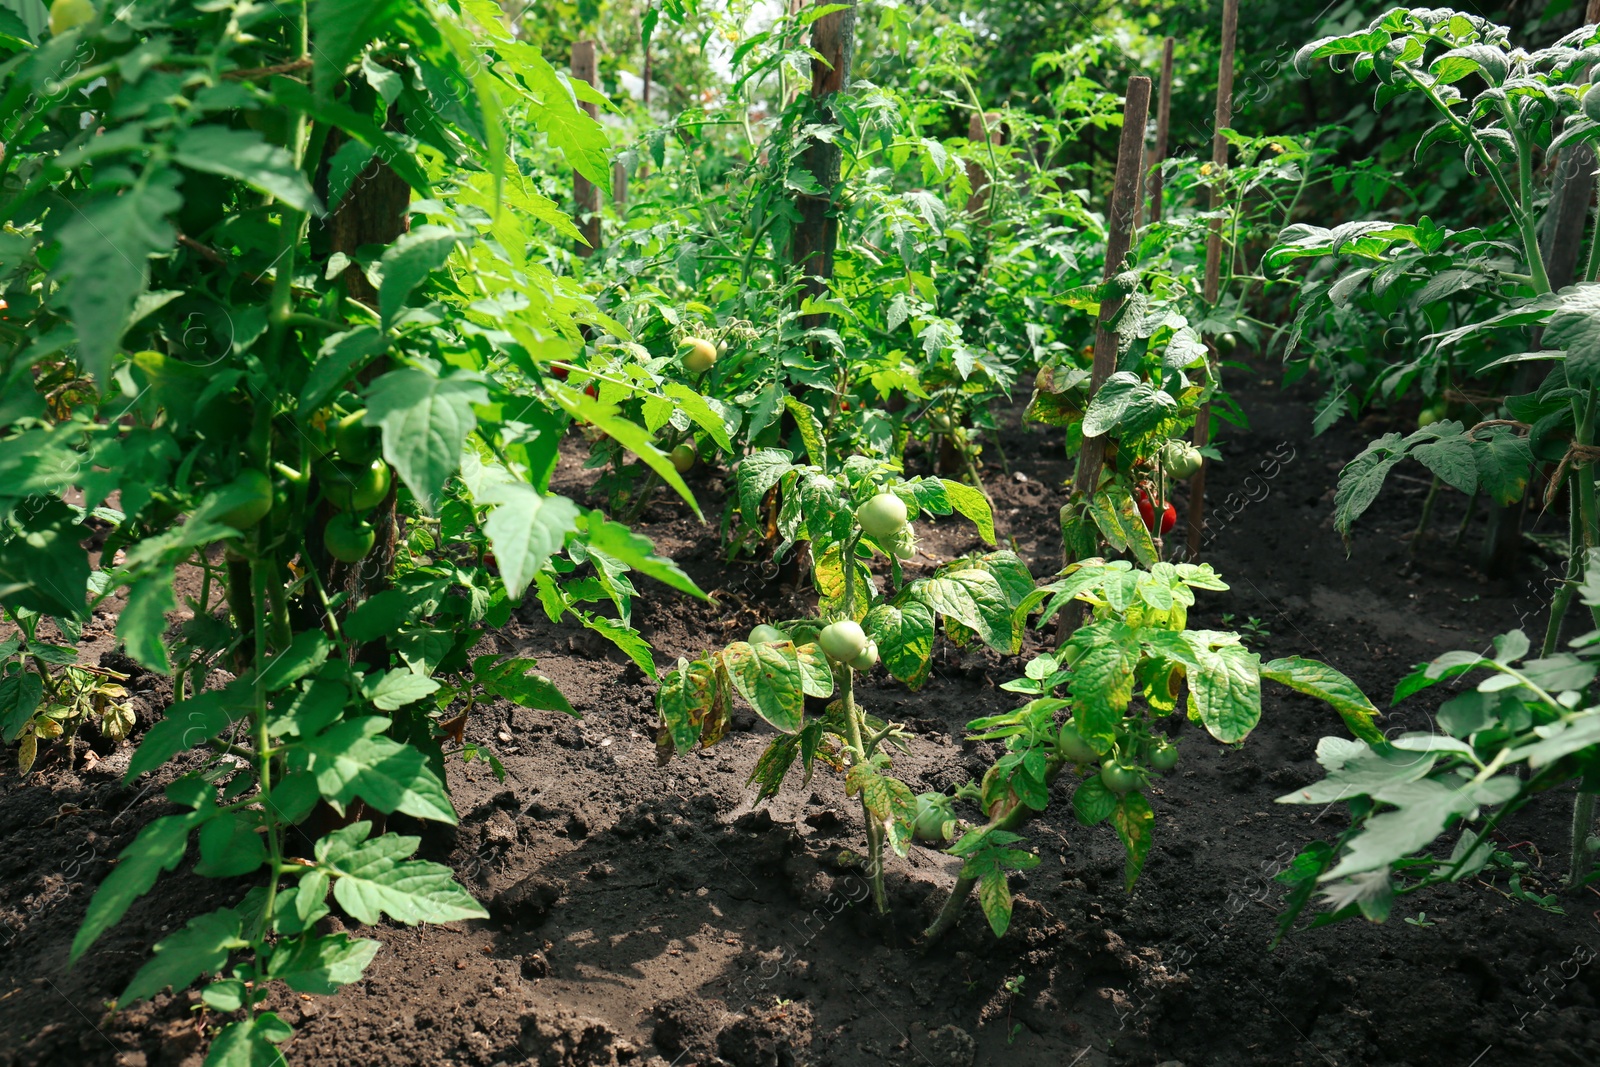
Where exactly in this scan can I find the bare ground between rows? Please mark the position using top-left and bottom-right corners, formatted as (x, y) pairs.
(2, 361), (1598, 1067)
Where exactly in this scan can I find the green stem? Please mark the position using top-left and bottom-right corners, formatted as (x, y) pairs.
(1406, 68), (1547, 294)
(1569, 791), (1596, 890)
(1543, 495), (1582, 657)
(922, 754), (1067, 941)
(1409, 476), (1442, 560)
(248, 558), (285, 1010)
(1452, 488), (1480, 550)
(835, 528), (885, 911)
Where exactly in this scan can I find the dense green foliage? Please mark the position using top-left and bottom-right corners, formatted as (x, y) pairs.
(4, 0), (1600, 1060)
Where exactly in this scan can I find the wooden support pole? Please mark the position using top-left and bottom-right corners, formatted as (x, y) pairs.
(1482, 0), (1600, 577)
(1186, 0), (1240, 560)
(1069, 77), (1153, 501)
(571, 40), (601, 256)
(612, 160), (628, 207)
(1545, 0), (1600, 292)
(1147, 37), (1175, 225)
(790, 0), (857, 330)
(964, 112), (1005, 215)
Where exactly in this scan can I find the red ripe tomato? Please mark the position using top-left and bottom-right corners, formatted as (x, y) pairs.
(584, 383), (598, 399)
(1134, 486), (1178, 535)
(550, 364), (569, 381)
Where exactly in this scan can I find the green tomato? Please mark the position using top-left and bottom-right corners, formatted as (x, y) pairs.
(1100, 761), (1140, 796)
(49, 0), (95, 34)
(335, 409), (377, 461)
(913, 793), (955, 844)
(324, 512), (376, 563)
(748, 624), (789, 645)
(856, 493), (908, 539)
(351, 460), (391, 510)
(1062, 643), (1085, 668)
(217, 470), (274, 530)
(682, 337), (718, 374)
(1150, 741), (1179, 773)
(1160, 439), (1203, 480)
(1056, 721), (1099, 763)
(1216, 332), (1238, 354)
(1418, 404), (1446, 428)
(670, 443), (697, 473)
(929, 412), (954, 433)
(818, 620), (868, 663)
(889, 524), (917, 560)
(849, 640), (879, 672)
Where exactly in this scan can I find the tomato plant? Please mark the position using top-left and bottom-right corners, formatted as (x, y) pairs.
(909, 557), (1377, 939)
(0, 2), (713, 1060)
(657, 427), (1031, 912)
(1279, 596), (1600, 931)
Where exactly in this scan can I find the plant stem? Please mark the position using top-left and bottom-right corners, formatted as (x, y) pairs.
(1452, 488), (1480, 550)
(248, 556), (285, 1016)
(1569, 791), (1596, 890)
(921, 755), (1065, 941)
(1409, 476), (1442, 559)
(1543, 495), (1582, 657)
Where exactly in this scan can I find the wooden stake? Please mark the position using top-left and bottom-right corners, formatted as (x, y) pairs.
(790, 1), (857, 329)
(964, 112), (1005, 215)
(1147, 37), (1176, 225)
(1069, 76), (1153, 500)
(612, 160), (628, 207)
(571, 40), (601, 256)
(1186, 0), (1239, 559)
(1546, 0), (1600, 291)
(1482, 0), (1599, 577)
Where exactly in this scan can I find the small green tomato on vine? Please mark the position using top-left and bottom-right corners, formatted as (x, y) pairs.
(1160, 439), (1203, 480)
(856, 492), (907, 539)
(1100, 760), (1141, 796)
(1055, 720), (1099, 764)
(849, 639), (879, 672)
(670, 443), (696, 473)
(748, 624), (788, 645)
(217, 469), (274, 530)
(681, 337), (717, 374)
(913, 792), (957, 844)
(324, 512), (376, 563)
(818, 620), (868, 664)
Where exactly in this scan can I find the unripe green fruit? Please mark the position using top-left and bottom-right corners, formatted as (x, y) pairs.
(1056, 721), (1099, 763)
(856, 493), (908, 539)
(324, 512), (376, 563)
(913, 793), (955, 843)
(1160, 439), (1203, 480)
(682, 337), (717, 374)
(748, 624), (788, 645)
(889, 524), (917, 560)
(335, 409), (377, 460)
(1150, 741), (1179, 772)
(49, 0), (94, 35)
(849, 640), (879, 672)
(671, 443), (696, 473)
(818, 620), (868, 663)
(217, 470), (274, 530)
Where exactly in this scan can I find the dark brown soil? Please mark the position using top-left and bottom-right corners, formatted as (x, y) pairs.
(2, 364), (1597, 1067)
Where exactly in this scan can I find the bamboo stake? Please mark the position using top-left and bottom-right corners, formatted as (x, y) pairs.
(1069, 76), (1154, 502)
(1186, 0), (1240, 559)
(571, 40), (601, 256)
(1147, 37), (1175, 225)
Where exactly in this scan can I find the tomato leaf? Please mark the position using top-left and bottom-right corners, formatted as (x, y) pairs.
(316, 822), (487, 925)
